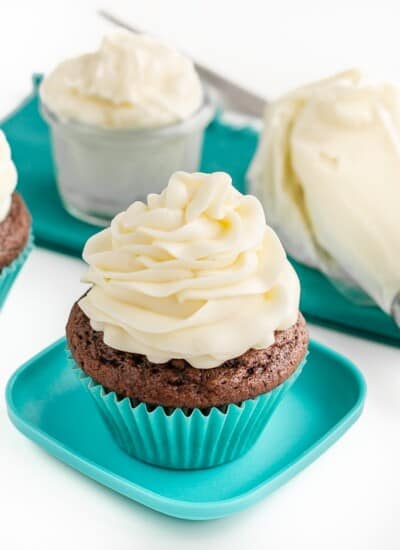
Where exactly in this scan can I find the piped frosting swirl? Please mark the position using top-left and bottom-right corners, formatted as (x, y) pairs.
(79, 171), (300, 368)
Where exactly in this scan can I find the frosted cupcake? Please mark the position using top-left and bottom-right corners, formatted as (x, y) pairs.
(66, 171), (308, 469)
(0, 131), (32, 309)
(40, 30), (215, 226)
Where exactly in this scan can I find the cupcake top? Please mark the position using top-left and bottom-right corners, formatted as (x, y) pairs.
(248, 68), (400, 313)
(0, 131), (17, 223)
(40, 30), (203, 129)
(79, 171), (300, 369)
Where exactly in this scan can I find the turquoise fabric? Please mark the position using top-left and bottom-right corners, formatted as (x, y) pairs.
(1, 76), (399, 343)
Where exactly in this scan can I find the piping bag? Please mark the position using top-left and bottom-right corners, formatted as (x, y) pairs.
(248, 69), (400, 326)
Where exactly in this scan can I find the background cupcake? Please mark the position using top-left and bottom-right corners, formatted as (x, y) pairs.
(0, 131), (32, 309)
(66, 171), (308, 469)
(39, 30), (216, 226)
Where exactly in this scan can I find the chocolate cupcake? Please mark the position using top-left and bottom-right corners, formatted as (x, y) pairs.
(67, 171), (309, 469)
(0, 132), (32, 308)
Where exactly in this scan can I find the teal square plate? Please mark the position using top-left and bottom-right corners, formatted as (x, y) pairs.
(6, 337), (365, 520)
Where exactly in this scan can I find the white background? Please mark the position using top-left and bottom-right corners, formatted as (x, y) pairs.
(1, 1), (400, 549)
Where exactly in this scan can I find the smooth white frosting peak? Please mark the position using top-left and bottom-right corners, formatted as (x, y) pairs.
(0, 131), (17, 223)
(79, 171), (300, 369)
(249, 69), (400, 313)
(40, 30), (203, 129)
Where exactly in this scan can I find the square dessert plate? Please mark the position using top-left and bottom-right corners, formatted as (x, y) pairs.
(6, 337), (365, 521)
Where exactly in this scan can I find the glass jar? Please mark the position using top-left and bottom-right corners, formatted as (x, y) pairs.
(41, 89), (216, 226)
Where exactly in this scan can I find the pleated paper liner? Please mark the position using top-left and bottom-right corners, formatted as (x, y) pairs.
(69, 353), (307, 470)
(0, 231), (33, 309)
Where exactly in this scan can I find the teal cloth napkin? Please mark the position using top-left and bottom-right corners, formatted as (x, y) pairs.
(2, 76), (399, 343)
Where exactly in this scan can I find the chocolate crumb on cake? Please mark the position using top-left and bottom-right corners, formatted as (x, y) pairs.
(0, 192), (31, 270)
(67, 300), (309, 409)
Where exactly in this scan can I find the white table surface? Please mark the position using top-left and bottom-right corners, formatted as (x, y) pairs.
(1, 2), (399, 549)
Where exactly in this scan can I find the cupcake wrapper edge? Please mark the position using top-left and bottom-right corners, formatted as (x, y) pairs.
(69, 352), (307, 470)
(0, 231), (34, 309)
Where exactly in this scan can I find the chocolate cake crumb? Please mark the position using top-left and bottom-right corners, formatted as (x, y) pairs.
(0, 192), (31, 269)
(66, 299), (309, 409)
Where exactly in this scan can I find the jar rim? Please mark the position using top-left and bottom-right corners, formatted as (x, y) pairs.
(40, 85), (218, 141)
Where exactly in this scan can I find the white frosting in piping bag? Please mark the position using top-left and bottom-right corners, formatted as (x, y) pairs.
(79, 171), (300, 368)
(40, 30), (203, 129)
(249, 69), (400, 313)
(0, 131), (17, 223)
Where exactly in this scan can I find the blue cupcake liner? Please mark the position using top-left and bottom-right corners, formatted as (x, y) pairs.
(0, 231), (34, 310)
(69, 353), (307, 470)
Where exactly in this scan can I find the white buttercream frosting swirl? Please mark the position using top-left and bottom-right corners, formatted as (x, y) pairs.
(0, 131), (17, 223)
(40, 30), (203, 129)
(79, 171), (300, 368)
(249, 69), (400, 313)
